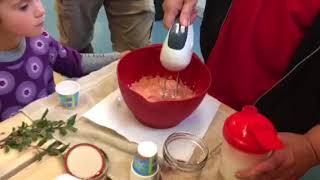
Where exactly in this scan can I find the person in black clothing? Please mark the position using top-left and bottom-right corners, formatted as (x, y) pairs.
(155, 0), (164, 21)
(163, 0), (320, 179)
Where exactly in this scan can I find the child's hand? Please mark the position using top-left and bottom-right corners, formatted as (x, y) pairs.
(120, 50), (131, 58)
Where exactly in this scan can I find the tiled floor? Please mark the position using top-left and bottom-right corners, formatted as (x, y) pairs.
(42, 1), (319, 179)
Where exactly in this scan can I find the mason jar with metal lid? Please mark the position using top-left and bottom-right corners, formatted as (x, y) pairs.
(64, 143), (109, 180)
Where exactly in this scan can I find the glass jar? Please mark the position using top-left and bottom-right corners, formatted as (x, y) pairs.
(160, 132), (209, 180)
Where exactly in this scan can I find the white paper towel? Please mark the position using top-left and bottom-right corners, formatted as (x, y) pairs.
(83, 89), (220, 157)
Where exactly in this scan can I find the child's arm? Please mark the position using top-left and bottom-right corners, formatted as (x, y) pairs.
(50, 41), (83, 78)
(47, 32), (123, 78)
(81, 52), (121, 74)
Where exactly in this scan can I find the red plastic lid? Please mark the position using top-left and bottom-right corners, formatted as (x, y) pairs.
(223, 106), (284, 154)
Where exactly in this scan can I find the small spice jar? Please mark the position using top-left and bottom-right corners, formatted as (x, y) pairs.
(219, 106), (283, 180)
(64, 143), (108, 180)
(160, 132), (208, 180)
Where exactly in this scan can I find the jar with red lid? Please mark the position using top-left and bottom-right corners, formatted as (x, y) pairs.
(219, 106), (283, 180)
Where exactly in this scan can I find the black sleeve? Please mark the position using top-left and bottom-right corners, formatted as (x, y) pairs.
(256, 13), (320, 134)
(200, 0), (232, 62)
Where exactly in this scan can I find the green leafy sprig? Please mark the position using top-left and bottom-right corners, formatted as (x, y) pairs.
(0, 109), (78, 160)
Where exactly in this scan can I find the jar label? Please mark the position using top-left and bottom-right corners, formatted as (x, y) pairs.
(133, 154), (158, 176)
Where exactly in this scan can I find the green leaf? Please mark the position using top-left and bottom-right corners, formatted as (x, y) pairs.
(59, 128), (67, 136)
(22, 137), (32, 147)
(51, 121), (64, 128)
(31, 133), (38, 141)
(58, 120), (65, 127)
(6, 138), (19, 146)
(67, 114), (77, 127)
(50, 121), (59, 127)
(35, 119), (48, 129)
(46, 128), (55, 134)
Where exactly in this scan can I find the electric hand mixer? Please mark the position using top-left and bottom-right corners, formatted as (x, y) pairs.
(160, 19), (194, 98)
(160, 19), (194, 71)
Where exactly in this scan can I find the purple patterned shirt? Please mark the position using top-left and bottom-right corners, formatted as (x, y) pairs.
(0, 32), (83, 121)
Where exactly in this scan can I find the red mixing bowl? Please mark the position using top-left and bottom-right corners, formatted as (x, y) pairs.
(117, 44), (211, 129)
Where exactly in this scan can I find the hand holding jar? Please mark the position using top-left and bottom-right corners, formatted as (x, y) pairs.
(236, 132), (319, 180)
(219, 106), (283, 180)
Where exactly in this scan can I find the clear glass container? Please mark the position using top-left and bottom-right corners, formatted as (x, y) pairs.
(160, 132), (209, 180)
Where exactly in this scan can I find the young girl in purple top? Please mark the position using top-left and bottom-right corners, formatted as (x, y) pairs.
(0, 0), (127, 121)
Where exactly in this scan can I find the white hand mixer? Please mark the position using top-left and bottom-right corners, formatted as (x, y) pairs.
(159, 19), (194, 99)
(160, 19), (194, 71)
